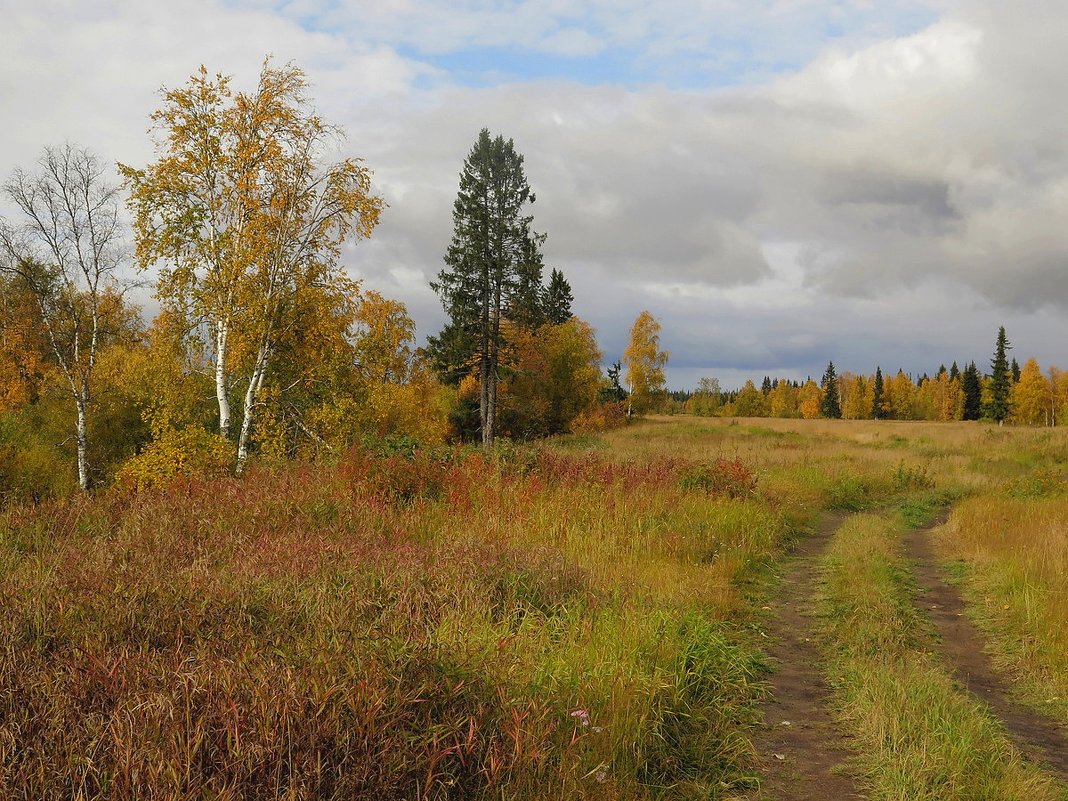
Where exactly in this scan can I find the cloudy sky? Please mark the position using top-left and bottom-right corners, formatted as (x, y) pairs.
(3, 0), (1067, 389)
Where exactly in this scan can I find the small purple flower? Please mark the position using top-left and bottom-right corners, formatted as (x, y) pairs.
(570, 708), (590, 726)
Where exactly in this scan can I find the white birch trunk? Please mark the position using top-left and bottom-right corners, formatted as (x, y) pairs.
(234, 344), (270, 475)
(215, 318), (231, 438)
(75, 397), (89, 491)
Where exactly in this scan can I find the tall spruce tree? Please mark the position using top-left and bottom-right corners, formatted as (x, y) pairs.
(949, 361), (960, 381)
(820, 361), (842, 418)
(508, 233), (547, 329)
(432, 129), (541, 447)
(543, 267), (573, 325)
(872, 366), (887, 419)
(961, 361), (982, 420)
(986, 326), (1012, 424)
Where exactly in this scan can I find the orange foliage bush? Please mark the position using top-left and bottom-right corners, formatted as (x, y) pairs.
(569, 401), (628, 435)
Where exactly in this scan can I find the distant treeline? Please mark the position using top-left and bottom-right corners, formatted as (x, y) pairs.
(667, 328), (1061, 425)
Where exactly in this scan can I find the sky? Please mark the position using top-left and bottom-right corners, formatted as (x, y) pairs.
(2, 0), (1067, 390)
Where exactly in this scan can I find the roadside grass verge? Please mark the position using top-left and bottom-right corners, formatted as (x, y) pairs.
(817, 513), (1064, 800)
(936, 494), (1068, 725)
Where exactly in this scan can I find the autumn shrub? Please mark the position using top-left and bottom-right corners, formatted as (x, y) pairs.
(0, 407), (77, 502)
(678, 458), (758, 499)
(570, 401), (628, 435)
(115, 425), (233, 490)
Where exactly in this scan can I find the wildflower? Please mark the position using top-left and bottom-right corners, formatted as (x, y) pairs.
(569, 708), (590, 727)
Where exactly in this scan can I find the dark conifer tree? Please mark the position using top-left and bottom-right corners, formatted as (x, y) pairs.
(508, 234), (547, 329)
(986, 326), (1012, 424)
(432, 128), (541, 447)
(543, 267), (574, 325)
(600, 360), (627, 403)
(1011, 357), (1021, 384)
(949, 361), (960, 381)
(961, 361), (982, 420)
(761, 375), (772, 395)
(872, 366), (887, 419)
(820, 361), (842, 418)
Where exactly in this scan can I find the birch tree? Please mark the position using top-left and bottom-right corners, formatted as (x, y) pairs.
(622, 310), (668, 415)
(0, 144), (126, 490)
(121, 60), (383, 473)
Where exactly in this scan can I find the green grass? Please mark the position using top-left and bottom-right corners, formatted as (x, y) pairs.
(817, 513), (1066, 800)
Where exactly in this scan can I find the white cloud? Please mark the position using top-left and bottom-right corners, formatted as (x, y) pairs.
(3, 0), (1068, 390)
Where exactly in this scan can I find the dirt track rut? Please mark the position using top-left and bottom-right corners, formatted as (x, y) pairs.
(749, 512), (862, 800)
(904, 519), (1068, 784)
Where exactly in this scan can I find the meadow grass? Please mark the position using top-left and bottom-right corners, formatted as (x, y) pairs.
(0, 444), (781, 799)
(817, 513), (1065, 800)
(3, 414), (1068, 798)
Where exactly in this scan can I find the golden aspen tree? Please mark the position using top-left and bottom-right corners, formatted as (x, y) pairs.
(1010, 357), (1050, 426)
(734, 379), (768, 417)
(886, 370), (916, 420)
(1048, 366), (1068, 426)
(0, 274), (47, 412)
(841, 373), (872, 419)
(798, 379), (822, 419)
(623, 310), (668, 415)
(768, 379), (799, 418)
(122, 59), (383, 474)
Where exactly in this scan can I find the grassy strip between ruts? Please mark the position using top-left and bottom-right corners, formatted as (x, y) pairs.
(816, 512), (1067, 801)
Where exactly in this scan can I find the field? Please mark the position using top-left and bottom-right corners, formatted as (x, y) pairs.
(2, 416), (1067, 799)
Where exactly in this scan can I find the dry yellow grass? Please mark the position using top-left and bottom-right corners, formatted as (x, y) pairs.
(938, 496), (1068, 723)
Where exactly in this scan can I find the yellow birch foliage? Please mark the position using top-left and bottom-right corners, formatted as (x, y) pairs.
(733, 380), (768, 417)
(1049, 367), (1068, 425)
(0, 275), (47, 412)
(768, 380), (799, 418)
(623, 310), (668, 414)
(121, 59), (384, 470)
(841, 373), (872, 420)
(914, 373), (963, 421)
(499, 317), (603, 437)
(886, 371), (916, 420)
(798, 379), (822, 419)
(1010, 357), (1051, 426)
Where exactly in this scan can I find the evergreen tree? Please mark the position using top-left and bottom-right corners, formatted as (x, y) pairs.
(761, 375), (772, 395)
(1011, 357), (1021, 384)
(507, 234), (547, 329)
(432, 129), (541, 447)
(543, 268), (574, 325)
(423, 320), (475, 385)
(961, 361), (982, 420)
(986, 326), (1012, 424)
(599, 360), (627, 403)
(937, 364), (947, 378)
(820, 361), (842, 418)
(949, 361), (960, 381)
(872, 366), (887, 419)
